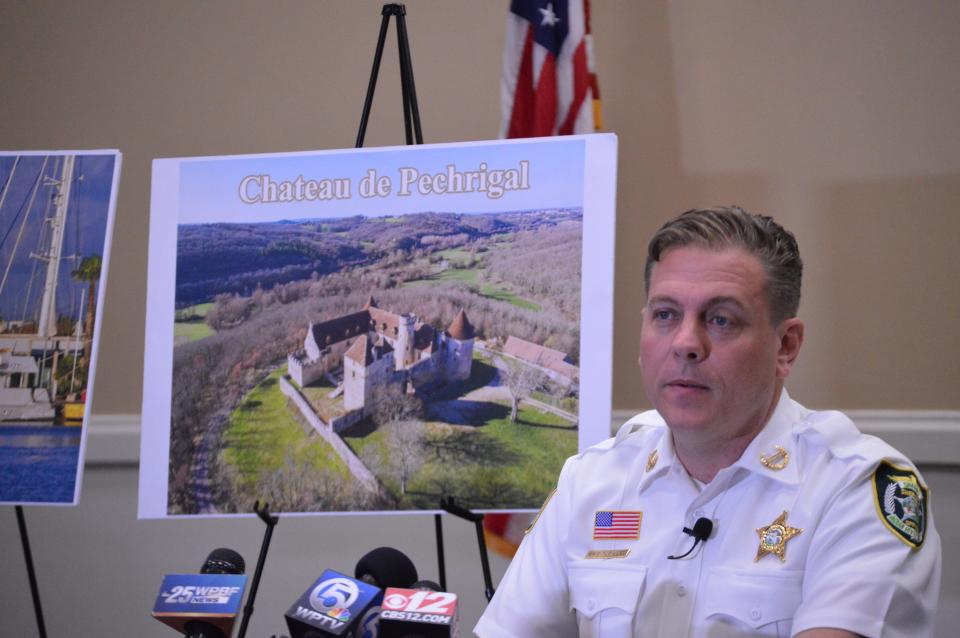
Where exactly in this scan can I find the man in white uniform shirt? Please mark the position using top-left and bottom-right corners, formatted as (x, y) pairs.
(475, 207), (940, 637)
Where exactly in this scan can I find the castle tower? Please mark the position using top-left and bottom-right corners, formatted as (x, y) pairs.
(443, 309), (475, 382)
(343, 334), (395, 413)
(395, 313), (416, 368)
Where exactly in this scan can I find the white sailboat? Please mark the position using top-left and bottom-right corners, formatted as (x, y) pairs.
(0, 155), (84, 422)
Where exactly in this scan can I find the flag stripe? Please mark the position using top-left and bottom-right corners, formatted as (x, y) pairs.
(502, 0), (599, 138)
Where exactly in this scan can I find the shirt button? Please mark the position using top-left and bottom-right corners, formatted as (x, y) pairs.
(694, 509), (704, 518)
(750, 608), (761, 620)
(587, 599), (596, 611)
(677, 585), (687, 597)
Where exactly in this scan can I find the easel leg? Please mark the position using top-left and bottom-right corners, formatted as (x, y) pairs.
(16, 506), (48, 638)
(434, 513), (447, 591)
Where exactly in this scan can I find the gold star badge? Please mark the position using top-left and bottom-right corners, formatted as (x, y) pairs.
(646, 449), (659, 472)
(755, 511), (802, 562)
(760, 445), (789, 470)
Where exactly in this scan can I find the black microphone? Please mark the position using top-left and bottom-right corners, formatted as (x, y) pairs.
(354, 547), (419, 589)
(201, 547), (246, 575)
(667, 517), (713, 560)
(152, 548), (248, 638)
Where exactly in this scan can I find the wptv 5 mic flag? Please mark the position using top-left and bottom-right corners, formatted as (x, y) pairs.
(501, 0), (601, 138)
(487, 0), (601, 558)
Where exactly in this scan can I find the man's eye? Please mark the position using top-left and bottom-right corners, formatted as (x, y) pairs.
(653, 310), (674, 321)
(709, 315), (733, 328)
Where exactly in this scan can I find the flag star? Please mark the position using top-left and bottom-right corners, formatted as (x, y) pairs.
(539, 3), (560, 27)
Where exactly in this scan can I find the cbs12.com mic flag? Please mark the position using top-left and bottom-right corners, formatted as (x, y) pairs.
(139, 135), (616, 519)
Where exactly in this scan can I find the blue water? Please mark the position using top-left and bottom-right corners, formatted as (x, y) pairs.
(0, 425), (81, 503)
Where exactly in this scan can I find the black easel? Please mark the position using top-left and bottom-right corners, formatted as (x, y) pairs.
(440, 498), (496, 602)
(353, 3), (497, 600)
(355, 3), (423, 149)
(236, 501), (279, 638)
(15, 506), (47, 638)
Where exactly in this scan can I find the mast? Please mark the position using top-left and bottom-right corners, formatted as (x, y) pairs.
(35, 155), (74, 338)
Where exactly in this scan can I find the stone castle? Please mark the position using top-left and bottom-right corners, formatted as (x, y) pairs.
(288, 297), (475, 417)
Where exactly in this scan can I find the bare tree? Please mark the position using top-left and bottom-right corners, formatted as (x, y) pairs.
(362, 420), (427, 496)
(370, 384), (424, 428)
(496, 356), (546, 423)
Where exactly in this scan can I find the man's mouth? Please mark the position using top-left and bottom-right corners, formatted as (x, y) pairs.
(665, 379), (709, 390)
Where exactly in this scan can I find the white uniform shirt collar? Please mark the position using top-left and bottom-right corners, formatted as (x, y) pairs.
(723, 388), (804, 486)
(628, 388), (804, 495)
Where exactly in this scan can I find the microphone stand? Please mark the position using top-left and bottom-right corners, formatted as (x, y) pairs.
(236, 500), (279, 638)
(440, 497), (496, 602)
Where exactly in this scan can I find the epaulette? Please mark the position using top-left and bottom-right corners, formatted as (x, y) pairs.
(614, 410), (665, 445)
(796, 410), (909, 465)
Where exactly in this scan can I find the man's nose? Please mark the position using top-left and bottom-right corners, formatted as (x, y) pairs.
(672, 318), (707, 362)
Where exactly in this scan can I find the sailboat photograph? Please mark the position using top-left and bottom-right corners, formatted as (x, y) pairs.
(0, 151), (120, 504)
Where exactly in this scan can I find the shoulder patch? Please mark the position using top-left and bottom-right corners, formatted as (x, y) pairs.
(873, 460), (928, 549)
(524, 489), (556, 535)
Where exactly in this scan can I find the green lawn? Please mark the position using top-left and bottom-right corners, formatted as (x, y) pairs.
(345, 399), (576, 510)
(479, 284), (541, 311)
(174, 320), (214, 342)
(175, 302), (214, 320)
(436, 248), (473, 266)
(174, 303), (216, 343)
(401, 268), (542, 312)
(221, 368), (349, 495)
(298, 377), (347, 420)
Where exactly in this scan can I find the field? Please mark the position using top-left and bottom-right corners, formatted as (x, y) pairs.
(344, 403), (576, 509)
(220, 368), (349, 499)
(174, 302), (215, 343)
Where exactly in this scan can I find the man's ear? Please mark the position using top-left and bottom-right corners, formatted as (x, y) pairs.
(637, 307), (647, 369)
(776, 318), (804, 379)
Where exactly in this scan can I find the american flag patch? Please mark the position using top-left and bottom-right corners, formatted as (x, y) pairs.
(593, 511), (642, 540)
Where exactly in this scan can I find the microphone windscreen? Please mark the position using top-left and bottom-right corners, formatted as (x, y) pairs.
(355, 547), (418, 589)
(201, 547), (246, 574)
(410, 580), (442, 592)
(692, 517), (713, 540)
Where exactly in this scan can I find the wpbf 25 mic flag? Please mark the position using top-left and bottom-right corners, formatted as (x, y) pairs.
(501, 0), (601, 138)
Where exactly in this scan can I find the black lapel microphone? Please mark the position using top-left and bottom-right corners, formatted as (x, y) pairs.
(667, 517), (713, 560)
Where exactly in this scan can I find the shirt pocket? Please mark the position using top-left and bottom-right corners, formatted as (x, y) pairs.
(703, 567), (803, 637)
(568, 562), (647, 638)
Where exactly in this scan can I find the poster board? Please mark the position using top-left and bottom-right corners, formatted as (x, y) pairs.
(139, 135), (616, 518)
(0, 150), (121, 505)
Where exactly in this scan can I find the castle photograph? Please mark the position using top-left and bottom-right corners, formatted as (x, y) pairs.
(138, 138), (613, 518)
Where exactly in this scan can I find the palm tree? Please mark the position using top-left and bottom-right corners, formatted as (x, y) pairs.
(71, 255), (101, 372)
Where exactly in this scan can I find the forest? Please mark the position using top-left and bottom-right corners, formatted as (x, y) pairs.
(174, 210), (579, 304)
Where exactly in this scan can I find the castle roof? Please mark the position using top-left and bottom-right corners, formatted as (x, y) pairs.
(345, 334), (394, 366)
(369, 306), (401, 336)
(414, 323), (437, 352)
(363, 294), (377, 309)
(503, 335), (578, 381)
(310, 310), (371, 348)
(445, 309), (475, 340)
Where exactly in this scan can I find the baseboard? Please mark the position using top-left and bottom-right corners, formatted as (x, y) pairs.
(85, 414), (140, 465)
(611, 409), (960, 467)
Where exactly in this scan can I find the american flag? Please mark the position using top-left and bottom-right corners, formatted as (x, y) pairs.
(593, 511), (642, 540)
(501, 0), (601, 138)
